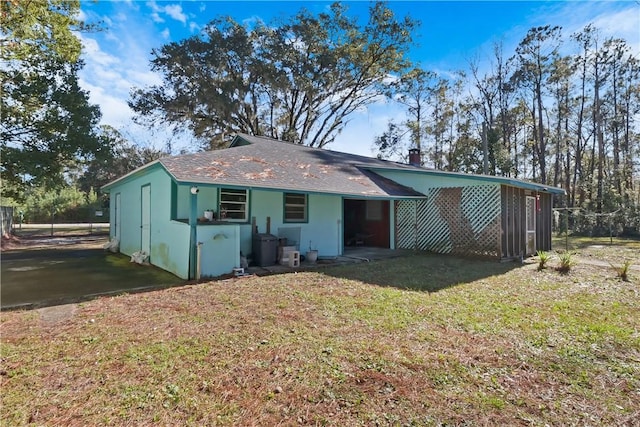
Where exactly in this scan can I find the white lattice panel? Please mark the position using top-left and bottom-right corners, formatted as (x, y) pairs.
(461, 185), (501, 233)
(396, 185), (501, 258)
(395, 201), (416, 249)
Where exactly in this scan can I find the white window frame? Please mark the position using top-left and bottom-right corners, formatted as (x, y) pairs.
(284, 193), (308, 223)
(219, 188), (249, 222)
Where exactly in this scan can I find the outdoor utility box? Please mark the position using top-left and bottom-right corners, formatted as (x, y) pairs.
(252, 233), (278, 267)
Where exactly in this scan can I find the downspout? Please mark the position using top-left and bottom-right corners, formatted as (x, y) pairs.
(337, 219), (341, 256)
(189, 187), (198, 280)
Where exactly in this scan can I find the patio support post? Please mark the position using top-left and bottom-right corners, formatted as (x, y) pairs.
(389, 201), (396, 250)
(189, 188), (198, 280)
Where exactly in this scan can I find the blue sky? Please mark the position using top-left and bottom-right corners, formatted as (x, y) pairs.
(77, 1), (640, 156)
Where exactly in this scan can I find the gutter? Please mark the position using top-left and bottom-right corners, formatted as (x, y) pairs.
(361, 165), (566, 195)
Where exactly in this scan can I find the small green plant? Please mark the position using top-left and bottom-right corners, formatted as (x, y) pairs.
(536, 250), (551, 270)
(557, 252), (576, 273)
(612, 260), (632, 282)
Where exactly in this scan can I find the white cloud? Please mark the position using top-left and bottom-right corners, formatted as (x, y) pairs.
(125, 69), (163, 88)
(160, 28), (170, 39)
(165, 4), (187, 24)
(79, 79), (133, 125)
(77, 20), (167, 148)
(146, 0), (160, 13)
(527, 2), (639, 54)
(112, 13), (127, 23)
(124, 1), (140, 13)
(189, 22), (201, 33)
(151, 12), (164, 23)
(241, 16), (265, 29)
(332, 103), (406, 157)
(104, 31), (119, 43)
(146, 1), (187, 25)
(102, 16), (113, 27)
(147, 1), (167, 24)
(79, 35), (120, 67)
(591, 8), (640, 53)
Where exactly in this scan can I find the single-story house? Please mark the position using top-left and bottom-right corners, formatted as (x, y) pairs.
(102, 133), (564, 279)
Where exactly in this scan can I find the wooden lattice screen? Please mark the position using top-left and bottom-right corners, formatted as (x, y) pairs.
(500, 186), (525, 259)
(396, 185), (502, 258)
(500, 187), (554, 259)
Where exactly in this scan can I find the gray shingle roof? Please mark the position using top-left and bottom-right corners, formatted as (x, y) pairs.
(159, 134), (425, 198)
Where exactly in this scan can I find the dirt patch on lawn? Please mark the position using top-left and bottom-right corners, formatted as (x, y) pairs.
(37, 304), (78, 326)
(574, 244), (640, 271)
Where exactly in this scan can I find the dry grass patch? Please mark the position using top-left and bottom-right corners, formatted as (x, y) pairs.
(2, 250), (639, 426)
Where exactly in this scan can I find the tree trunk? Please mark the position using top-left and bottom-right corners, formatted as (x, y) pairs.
(535, 79), (547, 183)
(593, 52), (605, 226)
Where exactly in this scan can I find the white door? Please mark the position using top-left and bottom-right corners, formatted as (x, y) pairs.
(141, 185), (151, 255)
(114, 193), (121, 241)
(525, 196), (536, 256)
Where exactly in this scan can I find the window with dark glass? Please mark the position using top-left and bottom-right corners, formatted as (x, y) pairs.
(284, 193), (307, 222)
(219, 188), (248, 221)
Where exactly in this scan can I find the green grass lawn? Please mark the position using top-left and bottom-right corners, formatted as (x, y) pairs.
(1, 250), (638, 426)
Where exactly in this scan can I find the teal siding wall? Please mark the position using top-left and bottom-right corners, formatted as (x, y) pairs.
(244, 190), (343, 258)
(175, 186), (219, 220)
(176, 185), (190, 219)
(108, 167), (190, 279)
(155, 221), (190, 279)
(197, 187), (219, 218)
(377, 170), (492, 193)
(239, 224), (253, 257)
(197, 224), (241, 277)
(109, 178), (344, 278)
(251, 189), (282, 235)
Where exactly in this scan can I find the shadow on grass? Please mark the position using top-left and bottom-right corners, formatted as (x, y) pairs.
(1, 247), (184, 310)
(320, 252), (521, 293)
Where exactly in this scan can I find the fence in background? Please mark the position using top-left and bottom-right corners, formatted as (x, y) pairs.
(13, 222), (110, 237)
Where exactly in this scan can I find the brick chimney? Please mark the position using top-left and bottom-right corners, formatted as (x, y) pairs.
(408, 148), (421, 167)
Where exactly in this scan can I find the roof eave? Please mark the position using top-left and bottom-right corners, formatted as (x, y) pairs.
(167, 178), (425, 200)
(101, 160), (166, 192)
